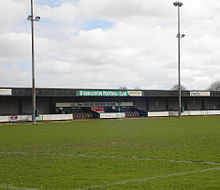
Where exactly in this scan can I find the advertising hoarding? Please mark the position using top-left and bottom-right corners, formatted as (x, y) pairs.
(190, 91), (210, 96)
(42, 114), (73, 121)
(90, 106), (104, 112)
(9, 115), (32, 122)
(0, 89), (12, 96)
(56, 102), (133, 108)
(100, 112), (125, 119)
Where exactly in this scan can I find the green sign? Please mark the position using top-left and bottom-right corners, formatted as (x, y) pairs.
(77, 90), (142, 97)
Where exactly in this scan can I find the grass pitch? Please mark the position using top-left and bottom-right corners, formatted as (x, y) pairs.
(0, 116), (220, 189)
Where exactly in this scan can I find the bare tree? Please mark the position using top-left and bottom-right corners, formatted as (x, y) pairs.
(207, 80), (220, 91)
(134, 87), (141, 90)
(119, 86), (128, 90)
(171, 84), (187, 91)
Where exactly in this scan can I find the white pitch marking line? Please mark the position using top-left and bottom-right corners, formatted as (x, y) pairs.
(77, 167), (220, 190)
(1, 167), (219, 190)
(0, 184), (43, 190)
(0, 151), (220, 166)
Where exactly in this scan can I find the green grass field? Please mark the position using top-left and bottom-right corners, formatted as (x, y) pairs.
(0, 116), (220, 190)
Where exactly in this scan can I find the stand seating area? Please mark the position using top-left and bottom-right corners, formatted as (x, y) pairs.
(125, 111), (139, 118)
(72, 112), (93, 119)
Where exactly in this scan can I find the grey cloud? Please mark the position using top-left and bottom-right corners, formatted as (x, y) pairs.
(1, 0), (220, 90)
(0, 65), (30, 87)
(0, 0), (28, 24)
(0, 33), (30, 65)
(79, 0), (173, 21)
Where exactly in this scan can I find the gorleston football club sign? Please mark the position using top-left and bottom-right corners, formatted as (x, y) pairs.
(77, 90), (142, 97)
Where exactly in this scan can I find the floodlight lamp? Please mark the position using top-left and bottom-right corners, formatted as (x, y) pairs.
(173, 1), (183, 7)
(173, 2), (178, 6)
(181, 34), (185, 38)
(35, 16), (40, 22)
(27, 15), (33, 21)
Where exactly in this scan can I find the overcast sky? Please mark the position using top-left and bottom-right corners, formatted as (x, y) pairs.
(0, 0), (220, 90)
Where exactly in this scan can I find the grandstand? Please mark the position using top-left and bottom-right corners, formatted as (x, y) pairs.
(0, 87), (220, 122)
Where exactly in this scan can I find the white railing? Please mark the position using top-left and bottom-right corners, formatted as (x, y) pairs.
(148, 110), (220, 117)
(0, 110), (220, 122)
